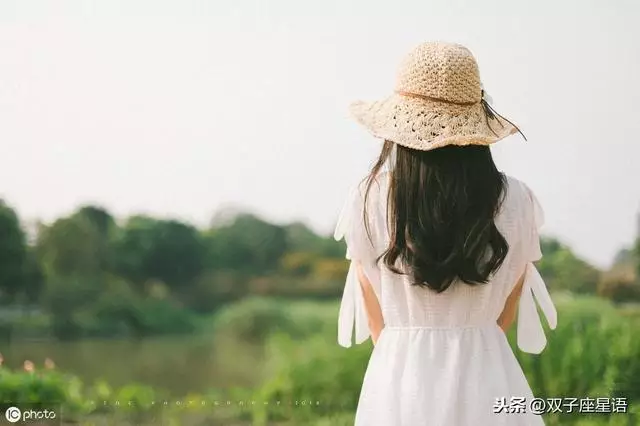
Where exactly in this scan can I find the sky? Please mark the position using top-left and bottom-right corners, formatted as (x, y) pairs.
(0, 0), (639, 269)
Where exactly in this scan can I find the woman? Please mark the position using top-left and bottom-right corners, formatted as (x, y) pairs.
(334, 42), (558, 425)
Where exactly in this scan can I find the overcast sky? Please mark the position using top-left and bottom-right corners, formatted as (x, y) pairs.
(1, 0), (639, 269)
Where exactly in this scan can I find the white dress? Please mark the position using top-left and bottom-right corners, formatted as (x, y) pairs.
(334, 172), (558, 426)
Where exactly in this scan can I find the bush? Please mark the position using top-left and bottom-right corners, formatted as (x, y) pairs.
(598, 273), (640, 304)
(244, 332), (370, 425)
(0, 364), (186, 425)
(132, 298), (199, 335)
(537, 241), (602, 295)
(0, 366), (95, 420)
(211, 297), (337, 344)
(212, 297), (298, 343)
(279, 252), (316, 277)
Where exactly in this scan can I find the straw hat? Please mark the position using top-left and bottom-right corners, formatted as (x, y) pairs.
(349, 42), (525, 151)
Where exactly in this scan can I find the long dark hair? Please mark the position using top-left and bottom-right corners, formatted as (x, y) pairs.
(363, 141), (509, 293)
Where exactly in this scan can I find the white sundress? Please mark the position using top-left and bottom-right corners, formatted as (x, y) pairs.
(334, 173), (558, 426)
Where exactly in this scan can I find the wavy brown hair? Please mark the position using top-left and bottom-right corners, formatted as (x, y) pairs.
(363, 141), (509, 293)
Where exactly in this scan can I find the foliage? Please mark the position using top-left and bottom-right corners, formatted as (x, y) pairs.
(0, 201), (37, 304)
(36, 214), (108, 279)
(0, 198), (635, 345)
(207, 213), (287, 274)
(635, 237), (640, 283)
(538, 238), (601, 294)
(283, 222), (345, 259)
(113, 216), (206, 292)
(511, 297), (640, 407)
(211, 297), (335, 343)
(1, 200), (341, 339)
(0, 365), (168, 424)
(598, 243), (640, 304)
(597, 273), (640, 303)
(0, 363), (270, 425)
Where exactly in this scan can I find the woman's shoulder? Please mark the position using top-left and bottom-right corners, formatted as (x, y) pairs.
(334, 172), (389, 246)
(503, 174), (538, 203)
(504, 174), (529, 193)
(502, 174), (545, 227)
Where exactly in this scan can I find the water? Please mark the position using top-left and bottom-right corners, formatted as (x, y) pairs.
(1, 334), (265, 396)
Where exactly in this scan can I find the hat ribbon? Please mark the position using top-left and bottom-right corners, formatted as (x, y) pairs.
(395, 90), (527, 141)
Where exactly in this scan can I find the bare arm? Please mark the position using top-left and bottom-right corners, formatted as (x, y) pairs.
(497, 269), (526, 333)
(355, 262), (384, 345)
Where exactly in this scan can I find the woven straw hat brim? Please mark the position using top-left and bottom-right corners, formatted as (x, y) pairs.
(349, 93), (517, 151)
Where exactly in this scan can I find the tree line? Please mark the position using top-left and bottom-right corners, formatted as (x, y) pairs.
(0, 199), (638, 340)
(0, 200), (349, 339)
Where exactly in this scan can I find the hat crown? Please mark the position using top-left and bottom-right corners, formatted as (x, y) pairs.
(395, 42), (482, 104)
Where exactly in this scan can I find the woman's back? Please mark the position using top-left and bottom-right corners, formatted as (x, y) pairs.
(352, 172), (541, 329)
(335, 41), (557, 426)
(335, 172), (556, 425)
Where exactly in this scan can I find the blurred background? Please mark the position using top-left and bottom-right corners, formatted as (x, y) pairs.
(1, 0), (639, 425)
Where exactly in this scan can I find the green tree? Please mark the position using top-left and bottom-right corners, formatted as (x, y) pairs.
(0, 200), (29, 303)
(537, 237), (601, 294)
(284, 222), (345, 259)
(598, 273), (640, 303)
(35, 214), (106, 278)
(635, 237), (640, 280)
(33, 207), (118, 337)
(21, 250), (45, 304)
(207, 213), (287, 274)
(540, 237), (562, 257)
(74, 205), (116, 237)
(113, 216), (205, 292)
(44, 275), (105, 339)
(614, 247), (634, 266)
